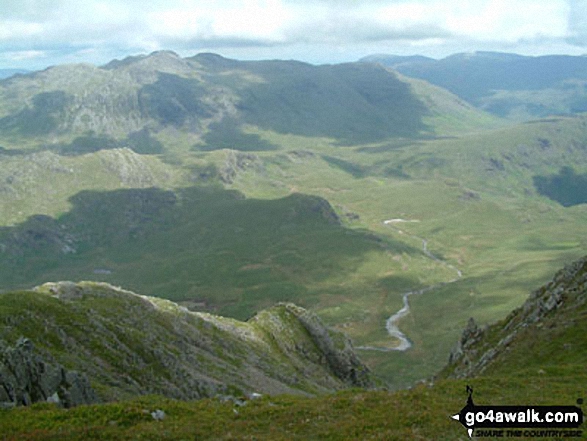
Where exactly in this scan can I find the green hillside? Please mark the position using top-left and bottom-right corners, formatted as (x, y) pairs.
(0, 281), (373, 404)
(1, 257), (585, 440)
(362, 52), (587, 120)
(0, 52), (585, 391)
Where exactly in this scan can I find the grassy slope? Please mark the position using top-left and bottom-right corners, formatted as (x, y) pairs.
(1, 116), (585, 388)
(222, 115), (587, 387)
(2, 258), (586, 440)
(0, 282), (373, 402)
(2, 377), (581, 441)
(1, 357), (583, 440)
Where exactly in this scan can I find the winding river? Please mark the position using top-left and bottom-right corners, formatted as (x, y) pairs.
(357, 220), (462, 352)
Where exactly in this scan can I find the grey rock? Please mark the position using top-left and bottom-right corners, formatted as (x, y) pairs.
(445, 255), (587, 378)
(47, 392), (60, 404)
(294, 305), (372, 388)
(0, 338), (98, 408)
(151, 409), (166, 420)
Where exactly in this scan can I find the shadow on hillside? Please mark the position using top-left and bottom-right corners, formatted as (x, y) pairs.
(53, 129), (164, 156)
(197, 118), (278, 152)
(0, 186), (420, 318)
(0, 91), (68, 136)
(0, 146), (26, 156)
(533, 166), (587, 207)
(240, 63), (432, 145)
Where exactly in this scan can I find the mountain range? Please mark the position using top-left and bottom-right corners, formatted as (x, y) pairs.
(0, 50), (586, 438)
(0, 50), (494, 151)
(361, 51), (587, 120)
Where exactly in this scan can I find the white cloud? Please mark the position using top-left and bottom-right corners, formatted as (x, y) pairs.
(567, 0), (587, 46)
(0, 20), (44, 41)
(0, 0), (583, 68)
(441, 0), (569, 42)
(4, 50), (47, 61)
(148, 0), (292, 43)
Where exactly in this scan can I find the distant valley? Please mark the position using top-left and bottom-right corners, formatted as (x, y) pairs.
(0, 50), (586, 393)
(361, 51), (587, 121)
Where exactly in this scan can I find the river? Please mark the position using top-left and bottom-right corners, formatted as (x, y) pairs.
(357, 220), (462, 352)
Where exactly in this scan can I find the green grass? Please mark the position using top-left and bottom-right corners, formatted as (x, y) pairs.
(2, 113), (586, 388)
(2, 257), (586, 440)
(1, 56), (587, 389)
(1, 373), (584, 440)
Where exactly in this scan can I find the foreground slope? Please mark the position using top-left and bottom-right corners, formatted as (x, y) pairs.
(0, 281), (372, 404)
(443, 255), (587, 380)
(1, 257), (585, 440)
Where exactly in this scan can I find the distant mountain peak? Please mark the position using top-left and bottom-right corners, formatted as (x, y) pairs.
(189, 52), (240, 69)
(102, 50), (183, 70)
(149, 49), (180, 58)
(359, 54), (435, 65)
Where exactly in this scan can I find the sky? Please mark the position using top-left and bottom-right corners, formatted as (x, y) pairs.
(1, 0), (587, 70)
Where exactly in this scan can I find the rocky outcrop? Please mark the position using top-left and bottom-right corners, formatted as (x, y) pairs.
(294, 306), (372, 388)
(445, 255), (587, 378)
(0, 337), (97, 408)
(219, 151), (263, 184)
(447, 317), (484, 368)
(1, 282), (375, 403)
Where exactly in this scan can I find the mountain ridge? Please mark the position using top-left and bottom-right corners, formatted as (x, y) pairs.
(443, 255), (587, 379)
(361, 51), (587, 119)
(0, 51), (498, 150)
(0, 281), (374, 406)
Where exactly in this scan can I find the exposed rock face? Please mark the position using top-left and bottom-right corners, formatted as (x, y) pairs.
(447, 317), (483, 368)
(445, 256), (587, 378)
(294, 306), (372, 387)
(1, 282), (374, 403)
(0, 337), (97, 408)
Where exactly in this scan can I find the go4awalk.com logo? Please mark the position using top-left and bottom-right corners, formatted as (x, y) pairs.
(451, 386), (584, 438)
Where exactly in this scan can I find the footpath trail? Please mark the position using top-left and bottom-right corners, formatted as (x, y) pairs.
(357, 219), (462, 352)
